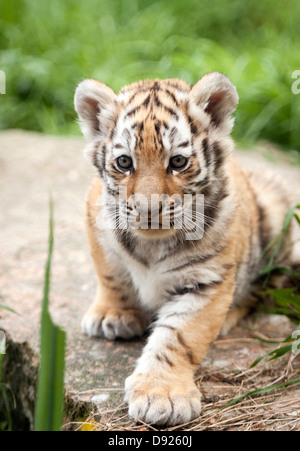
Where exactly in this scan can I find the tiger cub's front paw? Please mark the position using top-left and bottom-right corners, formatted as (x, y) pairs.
(125, 372), (201, 426)
(81, 306), (146, 340)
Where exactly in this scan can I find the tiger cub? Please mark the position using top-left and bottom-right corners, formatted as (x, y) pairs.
(74, 73), (294, 426)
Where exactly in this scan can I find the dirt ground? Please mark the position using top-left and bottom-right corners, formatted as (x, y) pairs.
(0, 130), (299, 431)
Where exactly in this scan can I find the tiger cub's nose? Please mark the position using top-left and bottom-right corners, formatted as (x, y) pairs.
(133, 196), (164, 222)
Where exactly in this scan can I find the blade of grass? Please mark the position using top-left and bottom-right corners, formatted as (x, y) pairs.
(250, 344), (293, 368)
(0, 304), (21, 317)
(253, 335), (294, 345)
(223, 377), (300, 409)
(0, 304), (37, 330)
(34, 200), (66, 432)
(258, 266), (300, 278)
(260, 287), (300, 324)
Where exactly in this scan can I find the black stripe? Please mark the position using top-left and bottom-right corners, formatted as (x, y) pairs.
(242, 177), (268, 273)
(155, 352), (174, 367)
(183, 165), (201, 180)
(169, 126), (177, 146)
(176, 331), (196, 365)
(178, 140), (189, 148)
(92, 143), (99, 170)
(100, 143), (107, 171)
(165, 254), (217, 273)
(167, 279), (222, 297)
(165, 106), (179, 121)
(156, 324), (177, 331)
(201, 181), (212, 195)
(117, 230), (149, 267)
(153, 93), (179, 120)
(126, 105), (142, 117)
(194, 175), (209, 188)
(154, 120), (161, 135)
(108, 169), (123, 182)
(164, 80), (189, 93)
(143, 94), (151, 108)
(105, 186), (118, 197)
(93, 142), (107, 178)
(155, 236), (199, 265)
(204, 181), (229, 227)
(187, 114), (199, 135)
(164, 88), (179, 107)
(126, 88), (149, 105)
(151, 80), (161, 91)
(257, 202), (271, 253)
(109, 118), (117, 140)
(114, 143), (125, 149)
(103, 275), (114, 281)
(202, 138), (211, 168)
(212, 142), (225, 174)
(193, 167), (201, 178)
(102, 282), (121, 291)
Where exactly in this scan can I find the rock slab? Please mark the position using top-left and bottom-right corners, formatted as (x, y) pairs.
(0, 130), (299, 430)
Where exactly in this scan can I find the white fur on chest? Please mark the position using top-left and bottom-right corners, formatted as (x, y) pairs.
(127, 261), (173, 311)
(99, 228), (173, 311)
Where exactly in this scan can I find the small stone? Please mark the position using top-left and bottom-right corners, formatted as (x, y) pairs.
(91, 394), (109, 404)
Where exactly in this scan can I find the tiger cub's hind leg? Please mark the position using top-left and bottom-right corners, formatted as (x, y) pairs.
(220, 305), (252, 336)
(82, 180), (149, 340)
(220, 262), (299, 336)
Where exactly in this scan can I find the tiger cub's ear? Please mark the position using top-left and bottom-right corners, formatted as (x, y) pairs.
(74, 79), (118, 141)
(189, 72), (238, 133)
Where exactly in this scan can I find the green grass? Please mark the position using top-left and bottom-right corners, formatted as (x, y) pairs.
(253, 206), (300, 363)
(1, 0), (300, 151)
(223, 376), (300, 409)
(0, 353), (16, 431)
(259, 205), (300, 286)
(34, 201), (66, 431)
(225, 208), (300, 409)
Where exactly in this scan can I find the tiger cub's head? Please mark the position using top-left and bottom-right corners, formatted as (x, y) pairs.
(75, 73), (238, 239)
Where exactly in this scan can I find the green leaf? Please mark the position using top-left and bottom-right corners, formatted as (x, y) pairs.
(34, 200), (66, 432)
(253, 335), (294, 345)
(258, 266), (300, 278)
(260, 286), (300, 324)
(294, 212), (300, 227)
(0, 304), (21, 317)
(250, 344), (293, 368)
(223, 377), (300, 409)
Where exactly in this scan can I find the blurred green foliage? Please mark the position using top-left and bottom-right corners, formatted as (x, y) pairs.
(0, 0), (300, 150)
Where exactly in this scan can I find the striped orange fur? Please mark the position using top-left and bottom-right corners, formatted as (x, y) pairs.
(75, 73), (296, 426)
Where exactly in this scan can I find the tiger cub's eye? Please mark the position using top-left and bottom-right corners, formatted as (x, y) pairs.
(169, 155), (188, 170)
(116, 155), (133, 171)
